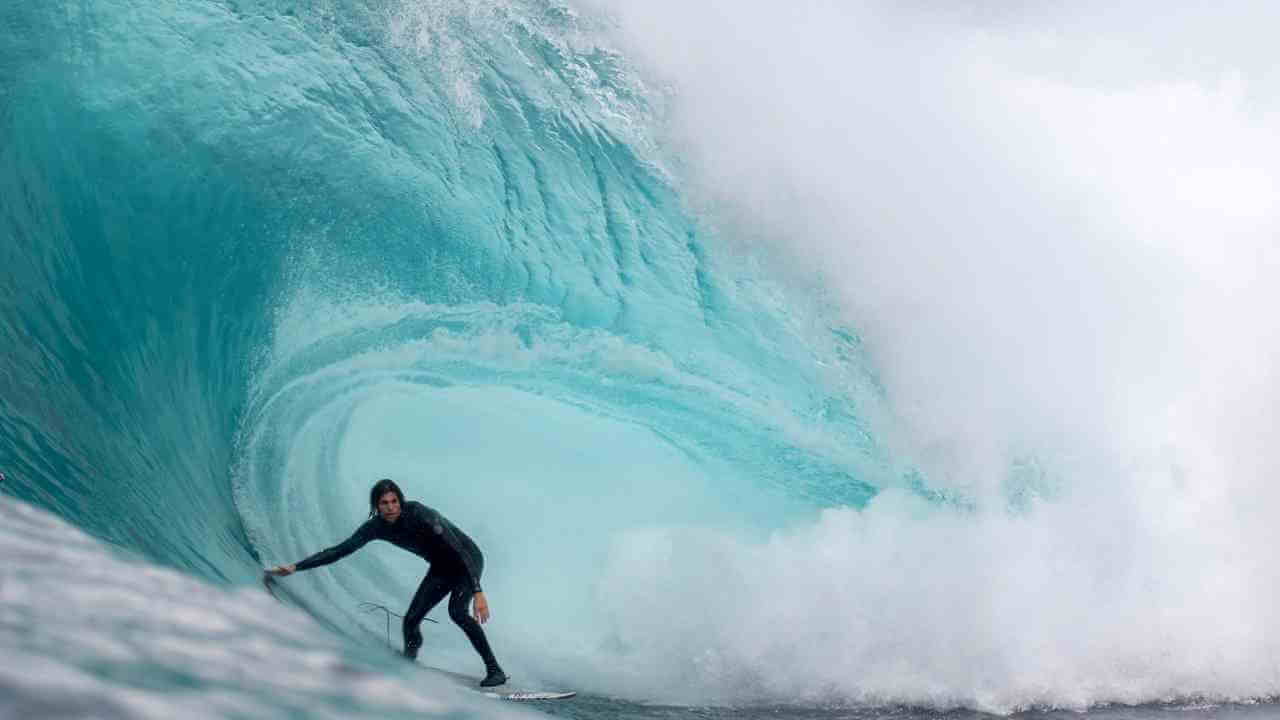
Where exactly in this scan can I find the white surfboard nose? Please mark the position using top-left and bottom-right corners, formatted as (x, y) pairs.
(488, 690), (577, 701)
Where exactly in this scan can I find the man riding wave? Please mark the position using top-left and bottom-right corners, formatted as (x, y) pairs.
(267, 478), (507, 687)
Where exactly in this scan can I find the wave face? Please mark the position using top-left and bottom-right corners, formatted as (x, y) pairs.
(4, 0), (1280, 717)
(1, 0), (876, 716)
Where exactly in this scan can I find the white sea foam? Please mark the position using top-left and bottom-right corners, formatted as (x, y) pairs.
(573, 488), (1280, 713)
(545, 0), (1280, 711)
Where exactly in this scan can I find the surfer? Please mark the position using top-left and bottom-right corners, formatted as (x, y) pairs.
(266, 478), (507, 687)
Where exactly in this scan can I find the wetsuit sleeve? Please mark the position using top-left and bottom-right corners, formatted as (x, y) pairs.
(294, 521), (375, 571)
(418, 505), (484, 594)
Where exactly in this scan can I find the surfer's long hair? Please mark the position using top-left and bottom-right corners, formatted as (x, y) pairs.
(369, 478), (405, 518)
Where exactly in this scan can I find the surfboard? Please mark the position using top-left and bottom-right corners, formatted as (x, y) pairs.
(257, 580), (572, 700)
(425, 666), (576, 701)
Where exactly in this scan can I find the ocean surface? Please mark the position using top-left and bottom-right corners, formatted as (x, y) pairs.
(3, 1), (1279, 719)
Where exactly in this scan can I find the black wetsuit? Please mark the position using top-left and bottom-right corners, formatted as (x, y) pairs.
(295, 501), (500, 671)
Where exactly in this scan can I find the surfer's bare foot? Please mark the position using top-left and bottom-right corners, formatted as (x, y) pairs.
(479, 667), (507, 687)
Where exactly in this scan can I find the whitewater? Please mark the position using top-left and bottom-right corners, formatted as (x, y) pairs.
(3, 1), (1280, 718)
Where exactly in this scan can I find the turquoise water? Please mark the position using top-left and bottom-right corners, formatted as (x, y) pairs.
(3, 1), (1278, 718)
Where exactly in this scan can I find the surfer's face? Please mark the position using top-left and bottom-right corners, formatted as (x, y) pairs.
(377, 491), (401, 523)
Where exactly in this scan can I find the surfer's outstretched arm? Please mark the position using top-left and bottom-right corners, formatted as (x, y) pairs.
(268, 521), (376, 576)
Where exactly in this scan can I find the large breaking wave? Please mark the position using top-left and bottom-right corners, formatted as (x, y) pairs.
(3, 1), (1280, 717)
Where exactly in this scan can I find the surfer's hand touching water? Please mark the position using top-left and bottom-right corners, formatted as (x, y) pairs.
(266, 563), (296, 577)
(473, 591), (490, 623)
